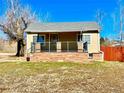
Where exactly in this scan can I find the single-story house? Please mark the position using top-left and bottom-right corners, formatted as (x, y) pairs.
(25, 22), (103, 62)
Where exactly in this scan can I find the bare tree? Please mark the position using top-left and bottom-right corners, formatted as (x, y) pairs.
(118, 0), (124, 44)
(112, 0), (124, 43)
(0, 0), (36, 56)
(95, 9), (105, 30)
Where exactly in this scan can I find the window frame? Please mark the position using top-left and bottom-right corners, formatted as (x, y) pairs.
(36, 35), (46, 46)
(83, 35), (91, 44)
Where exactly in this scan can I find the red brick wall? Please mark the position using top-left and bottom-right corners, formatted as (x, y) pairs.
(31, 52), (103, 62)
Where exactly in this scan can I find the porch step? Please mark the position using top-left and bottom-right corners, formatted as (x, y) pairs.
(30, 52), (102, 62)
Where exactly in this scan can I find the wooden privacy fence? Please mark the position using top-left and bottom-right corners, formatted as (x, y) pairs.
(100, 46), (124, 62)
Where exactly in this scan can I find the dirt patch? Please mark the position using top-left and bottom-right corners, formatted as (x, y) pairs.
(0, 53), (25, 62)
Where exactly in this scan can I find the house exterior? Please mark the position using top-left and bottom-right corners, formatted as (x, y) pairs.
(25, 22), (103, 62)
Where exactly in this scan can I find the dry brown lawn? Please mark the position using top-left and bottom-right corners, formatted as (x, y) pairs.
(0, 39), (16, 53)
(0, 62), (124, 93)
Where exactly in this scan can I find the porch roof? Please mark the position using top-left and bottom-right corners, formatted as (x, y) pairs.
(25, 22), (100, 33)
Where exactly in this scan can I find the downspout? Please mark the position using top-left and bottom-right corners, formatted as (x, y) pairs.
(80, 28), (84, 42)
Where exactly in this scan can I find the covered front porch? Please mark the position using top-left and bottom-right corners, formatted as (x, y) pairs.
(30, 32), (88, 53)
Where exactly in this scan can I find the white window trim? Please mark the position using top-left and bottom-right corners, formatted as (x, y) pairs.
(83, 35), (91, 44)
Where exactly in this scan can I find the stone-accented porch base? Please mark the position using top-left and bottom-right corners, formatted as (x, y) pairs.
(30, 52), (103, 62)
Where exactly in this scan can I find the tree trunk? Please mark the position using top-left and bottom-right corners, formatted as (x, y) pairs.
(16, 39), (25, 57)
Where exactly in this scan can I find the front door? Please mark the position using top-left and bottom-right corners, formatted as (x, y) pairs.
(50, 34), (58, 43)
(50, 34), (58, 52)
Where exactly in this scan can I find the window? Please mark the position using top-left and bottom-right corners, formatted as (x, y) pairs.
(88, 53), (93, 59)
(37, 35), (45, 43)
(83, 35), (91, 44)
(33, 35), (45, 45)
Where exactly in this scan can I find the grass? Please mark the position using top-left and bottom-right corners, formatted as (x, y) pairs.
(0, 62), (107, 76)
(0, 61), (124, 93)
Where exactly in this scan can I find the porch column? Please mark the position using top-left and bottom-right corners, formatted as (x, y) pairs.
(49, 33), (51, 52)
(77, 42), (83, 52)
(35, 43), (41, 52)
(57, 42), (61, 52)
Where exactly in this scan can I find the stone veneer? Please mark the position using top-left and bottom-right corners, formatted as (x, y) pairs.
(30, 52), (103, 62)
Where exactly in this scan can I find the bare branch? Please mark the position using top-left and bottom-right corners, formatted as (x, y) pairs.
(21, 17), (28, 30)
(0, 0), (37, 41)
(0, 0), (38, 56)
(0, 24), (4, 29)
(95, 9), (105, 31)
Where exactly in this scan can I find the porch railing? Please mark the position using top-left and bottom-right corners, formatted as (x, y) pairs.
(31, 41), (88, 53)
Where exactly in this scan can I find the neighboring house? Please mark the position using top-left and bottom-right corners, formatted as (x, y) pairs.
(25, 22), (103, 62)
(111, 40), (124, 47)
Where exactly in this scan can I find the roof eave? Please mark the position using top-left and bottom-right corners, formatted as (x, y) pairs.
(25, 29), (100, 33)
